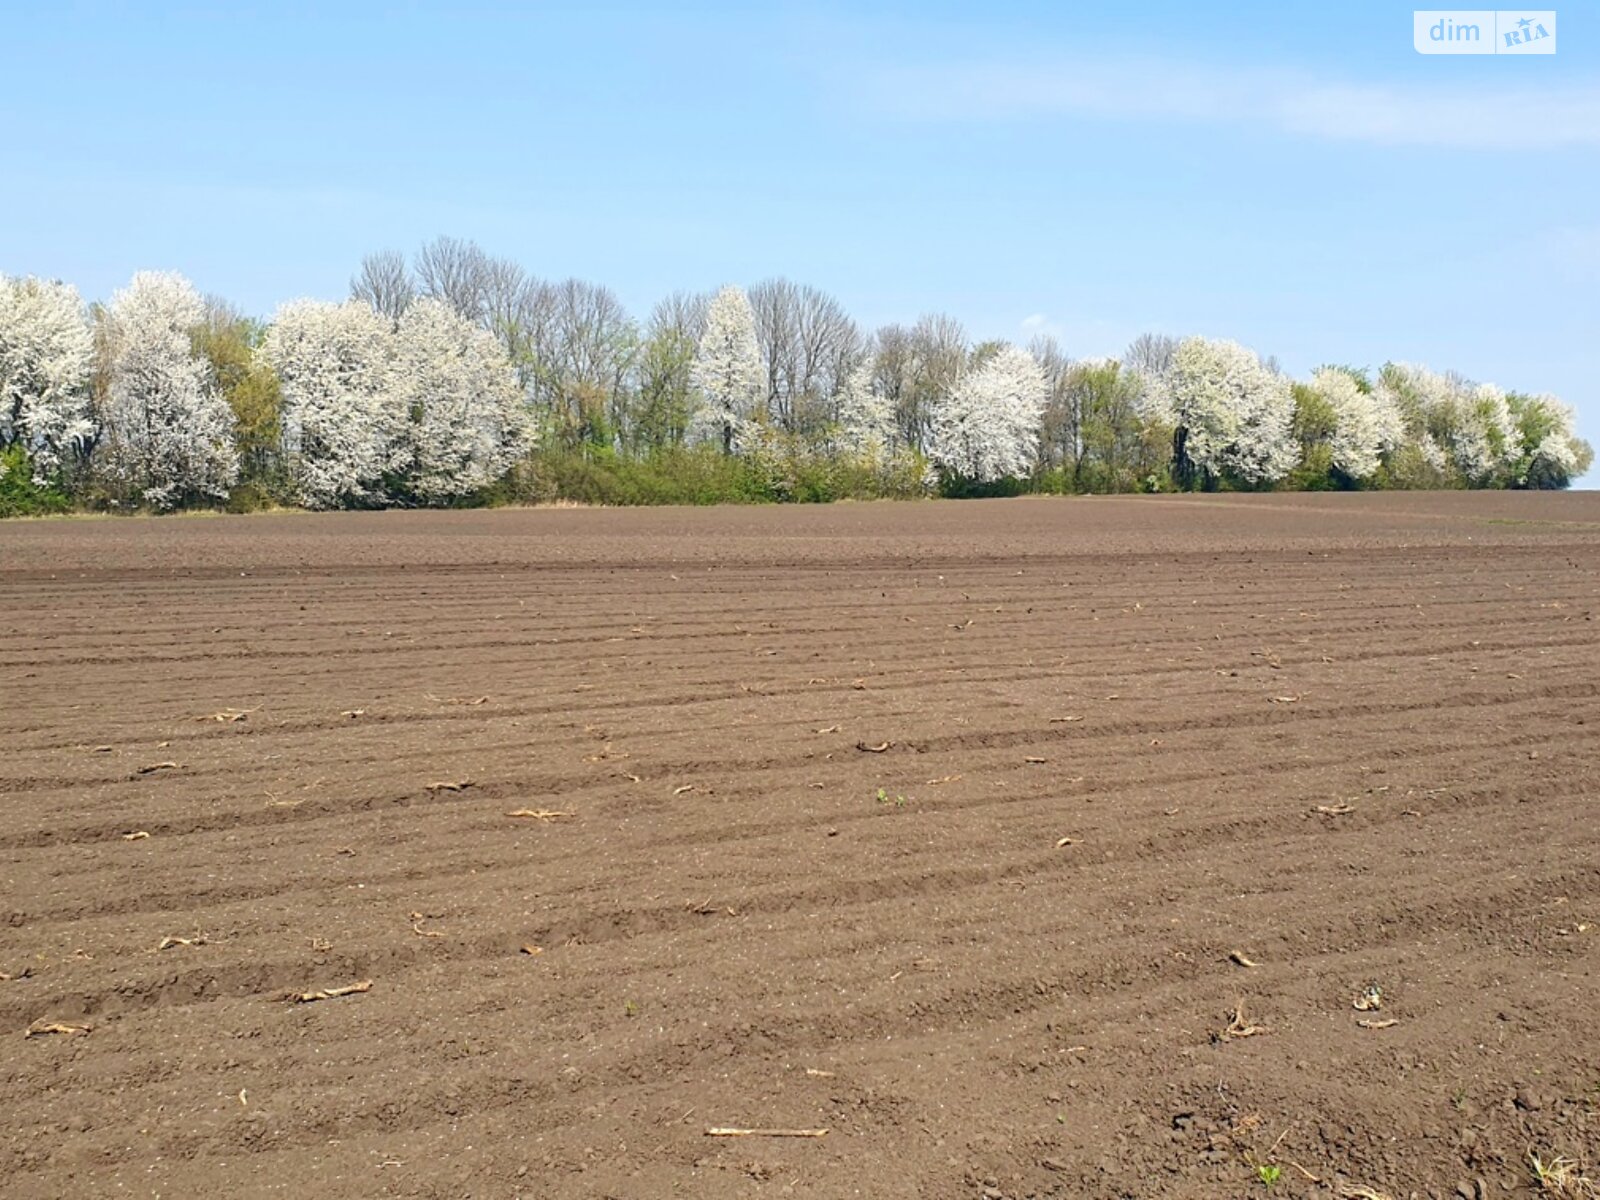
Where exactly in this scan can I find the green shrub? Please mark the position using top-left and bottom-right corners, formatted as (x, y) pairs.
(0, 446), (72, 517)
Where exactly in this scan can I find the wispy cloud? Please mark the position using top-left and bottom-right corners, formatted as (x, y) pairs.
(859, 58), (1600, 150)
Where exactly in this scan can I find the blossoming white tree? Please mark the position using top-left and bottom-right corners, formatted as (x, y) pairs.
(1152, 337), (1297, 487)
(835, 362), (895, 459)
(927, 343), (1046, 483)
(1507, 392), (1592, 488)
(0, 275), (96, 484)
(688, 285), (763, 454)
(390, 297), (530, 502)
(262, 299), (400, 508)
(98, 272), (239, 508)
(1375, 364), (1523, 484)
(1307, 366), (1405, 481)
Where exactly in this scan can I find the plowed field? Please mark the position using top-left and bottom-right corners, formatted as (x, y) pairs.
(3, 493), (1599, 1199)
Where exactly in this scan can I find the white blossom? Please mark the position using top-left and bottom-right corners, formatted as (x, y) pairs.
(1155, 337), (1297, 485)
(0, 275), (95, 484)
(98, 271), (238, 508)
(928, 344), (1046, 483)
(688, 285), (763, 454)
(1377, 364), (1521, 482)
(262, 299), (400, 508)
(1510, 392), (1591, 488)
(390, 297), (530, 502)
(1308, 366), (1403, 480)
(835, 362), (895, 459)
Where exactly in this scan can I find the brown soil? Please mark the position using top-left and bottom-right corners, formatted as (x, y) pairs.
(3, 493), (1599, 1199)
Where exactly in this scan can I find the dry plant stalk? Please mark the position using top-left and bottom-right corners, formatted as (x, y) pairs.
(1049, 715), (1085, 723)
(505, 809), (574, 821)
(1229, 951), (1260, 968)
(673, 784), (696, 795)
(519, 944), (543, 956)
(121, 830), (151, 841)
(409, 913), (443, 939)
(425, 779), (472, 793)
(197, 708), (255, 723)
(926, 774), (962, 785)
(1357, 1018), (1399, 1030)
(157, 935), (206, 950)
(705, 1127), (828, 1139)
(136, 762), (181, 774)
(25, 1021), (90, 1038)
(426, 694), (489, 706)
(1222, 1001), (1267, 1039)
(857, 741), (891, 753)
(1054, 837), (1077, 848)
(1313, 804), (1355, 816)
(815, 724), (841, 734)
(291, 979), (372, 1004)
(1339, 1186), (1396, 1200)
(1025, 756), (1048, 764)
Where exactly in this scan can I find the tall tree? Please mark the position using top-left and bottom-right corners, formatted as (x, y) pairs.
(192, 298), (284, 492)
(391, 297), (530, 502)
(0, 274), (95, 485)
(97, 272), (238, 508)
(748, 278), (863, 435)
(927, 343), (1046, 484)
(835, 362), (895, 460)
(261, 299), (398, 508)
(1150, 337), (1298, 489)
(1302, 365), (1404, 482)
(689, 285), (763, 455)
(521, 278), (638, 450)
(633, 291), (709, 453)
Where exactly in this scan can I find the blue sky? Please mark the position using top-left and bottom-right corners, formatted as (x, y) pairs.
(4, 1), (1597, 482)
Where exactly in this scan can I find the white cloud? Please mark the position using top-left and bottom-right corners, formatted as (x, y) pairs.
(860, 58), (1600, 150)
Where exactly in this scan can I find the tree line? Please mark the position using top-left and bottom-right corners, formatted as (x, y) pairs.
(1, 237), (1590, 515)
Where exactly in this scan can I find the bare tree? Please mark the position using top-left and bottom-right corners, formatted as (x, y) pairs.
(1123, 332), (1177, 378)
(350, 251), (414, 322)
(1030, 334), (1075, 472)
(414, 236), (492, 324)
(747, 278), (862, 436)
(899, 312), (968, 452)
(522, 279), (638, 449)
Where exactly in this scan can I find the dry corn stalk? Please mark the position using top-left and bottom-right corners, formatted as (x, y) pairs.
(409, 913), (443, 939)
(291, 980), (371, 1004)
(197, 708), (255, 723)
(1222, 1001), (1267, 1039)
(25, 1021), (90, 1038)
